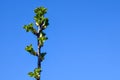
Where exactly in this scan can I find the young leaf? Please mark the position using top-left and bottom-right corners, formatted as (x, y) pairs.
(25, 44), (36, 56)
(34, 7), (47, 16)
(40, 52), (47, 61)
(34, 7), (49, 27)
(42, 18), (49, 29)
(23, 23), (37, 35)
(38, 32), (48, 47)
(34, 68), (41, 73)
(23, 23), (33, 32)
(28, 68), (41, 79)
(28, 72), (34, 77)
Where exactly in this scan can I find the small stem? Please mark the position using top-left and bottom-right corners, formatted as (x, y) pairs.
(37, 26), (41, 80)
(37, 42), (41, 80)
(37, 39), (41, 68)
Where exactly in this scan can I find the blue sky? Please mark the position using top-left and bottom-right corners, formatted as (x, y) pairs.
(0, 0), (120, 80)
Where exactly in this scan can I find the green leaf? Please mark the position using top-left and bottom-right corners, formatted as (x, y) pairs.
(28, 72), (34, 77)
(34, 7), (49, 28)
(34, 68), (41, 73)
(40, 52), (47, 61)
(23, 23), (33, 32)
(34, 68), (41, 79)
(43, 18), (49, 29)
(25, 44), (36, 56)
(34, 16), (44, 26)
(38, 32), (48, 47)
(34, 7), (47, 16)
(28, 68), (41, 79)
(23, 23), (37, 35)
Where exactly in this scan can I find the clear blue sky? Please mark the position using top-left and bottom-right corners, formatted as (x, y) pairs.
(0, 0), (120, 80)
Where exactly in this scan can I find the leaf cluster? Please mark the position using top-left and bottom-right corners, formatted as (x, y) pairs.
(23, 23), (37, 35)
(25, 44), (36, 56)
(34, 7), (49, 28)
(28, 68), (41, 79)
(38, 32), (48, 47)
